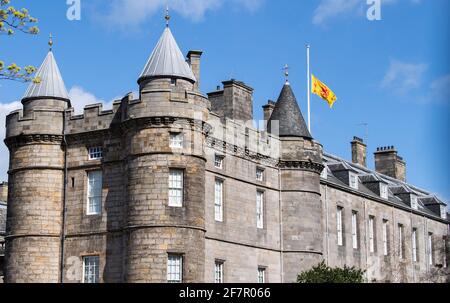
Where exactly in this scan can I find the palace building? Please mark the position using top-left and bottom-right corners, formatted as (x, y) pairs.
(3, 16), (449, 283)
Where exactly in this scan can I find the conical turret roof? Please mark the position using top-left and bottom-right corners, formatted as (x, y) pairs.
(139, 27), (196, 83)
(267, 83), (312, 139)
(23, 50), (69, 101)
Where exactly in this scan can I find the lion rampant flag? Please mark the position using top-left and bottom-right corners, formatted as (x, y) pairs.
(311, 74), (337, 108)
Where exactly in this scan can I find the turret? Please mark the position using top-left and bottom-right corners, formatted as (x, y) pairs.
(268, 78), (324, 282)
(4, 36), (69, 283)
(124, 11), (209, 282)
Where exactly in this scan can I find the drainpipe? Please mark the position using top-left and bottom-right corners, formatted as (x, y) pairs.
(60, 111), (68, 283)
(409, 210), (416, 282)
(324, 184), (329, 266)
(278, 167), (284, 283)
(363, 198), (369, 282)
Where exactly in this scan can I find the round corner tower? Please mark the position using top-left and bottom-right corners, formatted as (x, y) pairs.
(4, 47), (70, 283)
(123, 22), (210, 282)
(268, 81), (324, 283)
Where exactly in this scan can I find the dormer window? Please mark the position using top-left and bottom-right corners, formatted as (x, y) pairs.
(380, 183), (389, 199)
(440, 206), (447, 220)
(349, 173), (358, 190)
(410, 195), (418, 210)
(321, 166), (328, 179)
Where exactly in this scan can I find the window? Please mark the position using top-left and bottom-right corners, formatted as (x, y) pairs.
(410, 195), (418, 210)
(337, 207), (343, 246)
(171, 78), (177, 86)
(214, 155), (224, 169)
(87, 171), (102, 215)
(380, 183), (388, 199)
(258, 267), (266, 283)
(169, 169), (184, 207)
(215, 261), (224, 283)
(440, 206), (447, 220)
(170, 132), (183, 148)
(349, 173), (358, 190)
(368, 216), (375, 253)
(412, 228), (418, 262)
(428, 233), (433, 266)
(88, 147), (103, 160)
(382, 220), (389, 256)
(256, 168), (265, 182)
(215, 179), (224, 222)
(167, 255), (183, 283)
(321, 166), (328, 179)
(83, 256), (100, 283)
(399, 224), (405, 259)
(256, 191), (264, 229)
(351, 211), (358, 249)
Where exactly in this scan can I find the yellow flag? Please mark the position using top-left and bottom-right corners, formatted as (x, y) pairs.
(312, 74), (337, 108)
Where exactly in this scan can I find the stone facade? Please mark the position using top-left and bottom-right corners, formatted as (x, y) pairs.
(3, 24), (449, 284)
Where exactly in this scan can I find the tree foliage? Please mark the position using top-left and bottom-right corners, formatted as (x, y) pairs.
(297, 261), (366, 283)
(0, 0), (40, 82)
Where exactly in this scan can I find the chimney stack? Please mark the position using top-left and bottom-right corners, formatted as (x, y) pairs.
(374, 146), (406, 182)
(187, 50), (203, 91)
(0, 182), (7, 203)
(263, 100), (276, 130)
(351, 136), (367, 167)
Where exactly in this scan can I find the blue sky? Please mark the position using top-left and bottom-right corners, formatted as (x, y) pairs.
(1, 0), (449, 204)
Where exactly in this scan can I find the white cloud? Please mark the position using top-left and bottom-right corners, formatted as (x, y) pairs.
(101, 0), (263, 28)
(313, 0), (421, 25)
(381, 59), (427, 93)
(68, 86), (116, 115)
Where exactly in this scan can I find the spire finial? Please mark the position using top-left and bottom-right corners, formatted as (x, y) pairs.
(48, 33), (53, 52)
(165, 5), (171, 27)
(283, 64), (289, 84)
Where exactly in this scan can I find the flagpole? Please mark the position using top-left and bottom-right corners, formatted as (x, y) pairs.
(306, 44), (311, 133)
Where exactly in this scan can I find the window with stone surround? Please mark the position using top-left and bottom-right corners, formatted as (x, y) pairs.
(383, 220), (389, 256)
(256, 168), (265, 182)
(351, 211), (358, 249)
(215, 261), (224, 283)
(88, 147), (103, 160)
(83, 256), (100, 283)
(428, 233), (433, 266)
(412, 228), (418, 262)
(215, 179), (224, 222)
(167, 254), (183, 283)
(399, 224), (405, 259)
(337, 207), (344, 246)
(170, 132), (184, 149)
(369, 216), (376, 253)
(169, 169), (184, 207)
(87, 171), (102, 215)
(258, 267), (266, 283)
(256, 191), (264, 229)
(214, 155), (224, 169)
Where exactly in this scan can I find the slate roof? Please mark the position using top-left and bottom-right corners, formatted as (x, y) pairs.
(267, 83), (312, 139)
(23, 50), (69, 101)
(322, 152), (449, 222)
(139, 26), (196, 83)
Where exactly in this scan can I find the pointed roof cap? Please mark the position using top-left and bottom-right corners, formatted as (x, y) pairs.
(23, 43), (69, 101)
(139, 26), (196, 83)
(267, 83), (312, 139)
